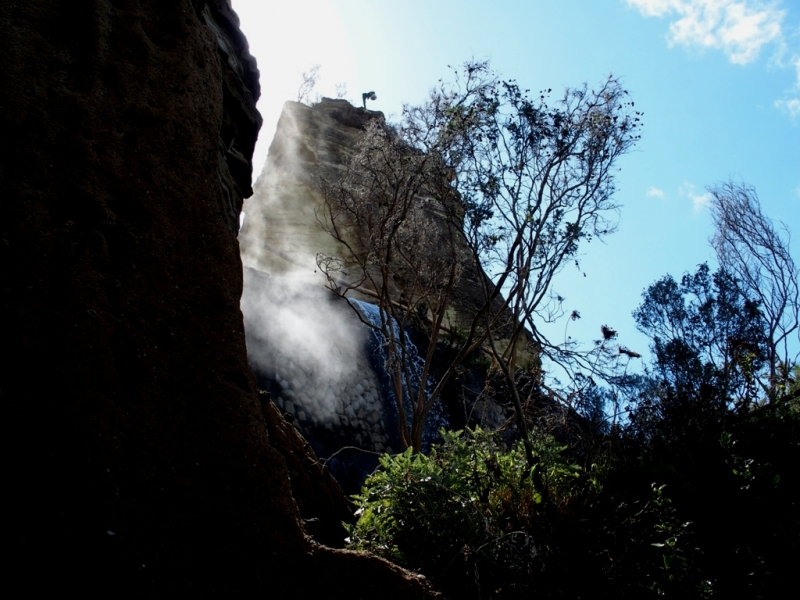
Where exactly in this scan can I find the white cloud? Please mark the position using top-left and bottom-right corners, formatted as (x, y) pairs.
(775, 97), (800, 122)
(772, 53), (800, 120)
(795, 55), (800, 86)
(794, 185), (800, 198)
(646, 186), (666, 197)
(692, 192), (712, 211)
(680, 181), (712, 211)
(628, 0), (675, 17)
(627, 0), (785, 64)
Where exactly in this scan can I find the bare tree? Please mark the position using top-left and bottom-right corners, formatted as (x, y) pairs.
(456, 75), (640, 363)
(317, 119), (472, 451)
(318, 62), (642, 456)
(401, 64), (642, 462)
(297, 64), (321, 104)
(708, 181), (799, 398)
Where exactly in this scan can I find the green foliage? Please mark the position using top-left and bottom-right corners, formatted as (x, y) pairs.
(647, 484), (706, 597)
(345, 425), (727, 598)
(333, 65), (798, 600)
(628, 264), (769, 443)
(341, 258), (798, 598)
(616, 262), (800, 598)
(346, 427), (600, 596)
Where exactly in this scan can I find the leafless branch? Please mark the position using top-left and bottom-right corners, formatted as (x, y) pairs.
(708, 180), (800, 392)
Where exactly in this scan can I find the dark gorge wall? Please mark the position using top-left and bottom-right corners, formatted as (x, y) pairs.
(0, 1), (436, 596)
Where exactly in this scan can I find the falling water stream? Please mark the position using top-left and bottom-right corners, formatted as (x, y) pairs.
(348, 298), (448, 448)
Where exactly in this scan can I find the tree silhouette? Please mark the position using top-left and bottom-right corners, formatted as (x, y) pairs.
(707, 181), (799, 400)
(318, 62), (642, 456)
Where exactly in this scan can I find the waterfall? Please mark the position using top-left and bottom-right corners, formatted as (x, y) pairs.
(348, 298), (447, 446)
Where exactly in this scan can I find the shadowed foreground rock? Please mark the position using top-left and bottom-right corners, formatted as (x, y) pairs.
(0, 1), (437, 596)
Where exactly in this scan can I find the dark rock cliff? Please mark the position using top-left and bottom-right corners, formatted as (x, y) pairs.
(0, 1), (437, 596)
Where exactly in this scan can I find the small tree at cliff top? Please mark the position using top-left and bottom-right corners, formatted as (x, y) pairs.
(318, 62), (642, 454)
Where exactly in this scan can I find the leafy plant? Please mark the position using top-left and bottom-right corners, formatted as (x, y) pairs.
(346, 427), (597, 596)
(646, 483), (704, 597)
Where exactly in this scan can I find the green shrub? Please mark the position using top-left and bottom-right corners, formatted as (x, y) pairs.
(345, 427), (593, 596)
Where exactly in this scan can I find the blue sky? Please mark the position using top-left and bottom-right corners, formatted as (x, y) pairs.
(233, 0), (799, 364)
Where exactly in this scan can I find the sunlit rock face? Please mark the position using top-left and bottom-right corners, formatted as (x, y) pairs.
(0, 2), (438, 597)
(240, 98), (497, 320)
(240, 99), (379, 280)
(239, 99), (518, 489)
(240, 100), (442, 488)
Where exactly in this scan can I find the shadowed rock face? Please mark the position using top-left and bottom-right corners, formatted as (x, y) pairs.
(0, 1), (437, 596)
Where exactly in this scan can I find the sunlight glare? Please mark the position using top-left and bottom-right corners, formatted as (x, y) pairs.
(232, 0), (357, 174)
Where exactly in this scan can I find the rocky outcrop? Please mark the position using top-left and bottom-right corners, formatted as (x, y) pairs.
(240, 98), (525, 339)
(239, 99), (524, 474)
(239, 99), (381, 279)
(0, 1), (437, 596)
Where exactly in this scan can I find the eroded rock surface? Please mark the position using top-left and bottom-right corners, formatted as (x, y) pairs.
(1, 1), (438, 596)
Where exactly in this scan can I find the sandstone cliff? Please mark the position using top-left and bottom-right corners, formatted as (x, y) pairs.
(241, 99), (488, 315)
(238, 100), (526, 469)
(0, 1), (437, 596)
(240, 99), (387, 303)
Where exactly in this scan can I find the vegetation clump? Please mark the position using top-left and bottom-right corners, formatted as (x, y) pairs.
(345, 254), (798, 597)
(347, 427), (594, 597)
